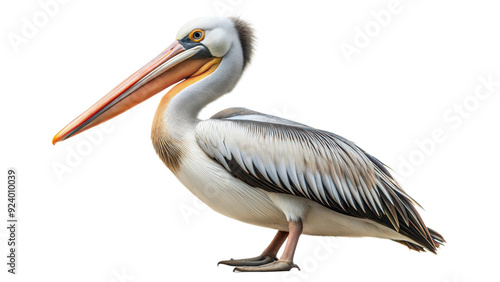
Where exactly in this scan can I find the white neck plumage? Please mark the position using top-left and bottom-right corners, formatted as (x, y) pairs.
(167, 47), (243, 130)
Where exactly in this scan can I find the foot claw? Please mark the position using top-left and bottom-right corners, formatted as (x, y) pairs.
(233, 260), (300, 272)
(218, 255), (276, 267)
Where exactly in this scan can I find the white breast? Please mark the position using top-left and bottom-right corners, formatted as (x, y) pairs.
(175, 135), (288, 230)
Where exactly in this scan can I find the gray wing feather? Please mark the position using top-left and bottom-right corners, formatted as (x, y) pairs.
(195, 107), (438, 252)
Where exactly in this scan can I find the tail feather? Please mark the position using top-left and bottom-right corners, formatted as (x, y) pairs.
(394, 227), (445, 253)
(428, 227), (446, 248)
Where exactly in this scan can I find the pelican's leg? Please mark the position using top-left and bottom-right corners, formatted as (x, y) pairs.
(218, 230), (288, 267)
(233, 220), (302, 272)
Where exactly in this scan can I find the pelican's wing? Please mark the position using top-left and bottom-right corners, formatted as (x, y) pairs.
(196, 107), (440, 252)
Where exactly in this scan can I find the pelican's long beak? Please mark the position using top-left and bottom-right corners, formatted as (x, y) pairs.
(52, 41), (212, 145)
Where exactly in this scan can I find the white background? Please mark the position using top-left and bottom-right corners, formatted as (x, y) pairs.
(1, 0), (499, 281)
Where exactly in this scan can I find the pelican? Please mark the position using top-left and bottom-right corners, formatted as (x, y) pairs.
(52, 17), (445, 272)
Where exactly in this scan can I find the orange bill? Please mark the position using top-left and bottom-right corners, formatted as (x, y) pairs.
(52, 41), (212, 144)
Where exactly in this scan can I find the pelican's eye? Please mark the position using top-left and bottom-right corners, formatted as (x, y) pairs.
(189, 29), (205, 42)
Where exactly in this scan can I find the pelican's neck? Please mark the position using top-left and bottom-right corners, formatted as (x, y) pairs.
(151, 46), (244, 171)
(163, 47), (242, 131)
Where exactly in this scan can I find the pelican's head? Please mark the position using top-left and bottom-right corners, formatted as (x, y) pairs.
(52, 17), (254, 144)
(176, 17), (253, 70)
